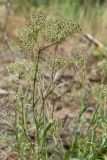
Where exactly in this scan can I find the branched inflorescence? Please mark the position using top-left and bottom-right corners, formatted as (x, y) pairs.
(16, 14), (81, 51)
(8, 14), (82, 78)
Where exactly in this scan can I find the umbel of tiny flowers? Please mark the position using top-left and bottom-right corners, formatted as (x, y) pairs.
(16, 14), (81, 52)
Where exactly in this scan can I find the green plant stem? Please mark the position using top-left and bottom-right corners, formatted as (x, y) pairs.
(51, 44), (58, 118)
(39, 42), (59, 52)
(21, 97), (35, 153)
(32, 50), (41, 110)
(32, 42), (58, 109)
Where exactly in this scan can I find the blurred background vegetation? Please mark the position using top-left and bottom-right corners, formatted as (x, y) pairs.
(12, 0), (107, 31)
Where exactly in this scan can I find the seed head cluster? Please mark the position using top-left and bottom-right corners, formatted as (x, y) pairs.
(54, 56), (85, 69)
(17, 14), (81, 51)
(7, 59), (35, 80)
